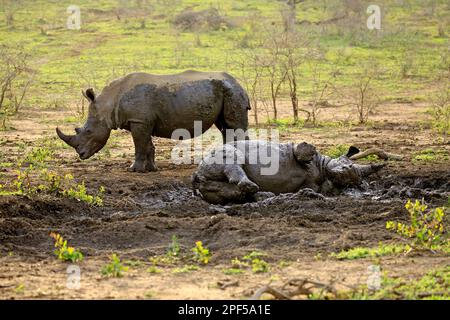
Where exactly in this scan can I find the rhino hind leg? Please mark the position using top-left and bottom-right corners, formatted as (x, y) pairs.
(223, 165), (259, 193)
(198, 180), (246, 205)
(193, 161), (259, 203)
(128, 122), (156, 173)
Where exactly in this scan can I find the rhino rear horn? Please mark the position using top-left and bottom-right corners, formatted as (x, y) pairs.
(56, 127), (78, 148)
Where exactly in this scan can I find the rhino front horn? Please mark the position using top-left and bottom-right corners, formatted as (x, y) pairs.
(56, 127), (78, 148)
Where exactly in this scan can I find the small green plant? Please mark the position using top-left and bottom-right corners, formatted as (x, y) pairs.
(222, 268), (245, 275)
(144, 291), (156, 299)
(167, 235), (181, 257)
(124, 260), (144, 268)
(330, 243), (408, 260)
(49, 232), (83, 263)
(344, 266), (450, 300)
(0, 160), (105, 206)
(237, 251), (270, 274)
(14, 284), (25, 294)
(22, 147), (53, 168)
(386, 199), (448, 251)
(191, 241), (211, 264)
(412, 149), (449, 162)
(249, 258), (269, 273)
(149, 255), (179, 266)
(63, 182), (105, 206)
(147, 266), (162, 274)
(172, 264), (199, 274)
(101, 254), (129, 277)
(324, 144), (350, 159)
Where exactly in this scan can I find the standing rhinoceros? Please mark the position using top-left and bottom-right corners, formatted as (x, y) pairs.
(56, 70), (250, 172)
(192, 140), (384, 204)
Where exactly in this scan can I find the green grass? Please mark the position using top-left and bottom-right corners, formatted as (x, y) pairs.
(330, 243), (408, 260)
(323, 144), (350, 159)
(222, 268), (245, 275)
(0, 0), (448, 122)
(413, 148), (449, 162)
(172, 264), (199, 274)
(346, 266), (450, 300)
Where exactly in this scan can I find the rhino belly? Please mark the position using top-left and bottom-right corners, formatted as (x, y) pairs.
(244, 165), (306, 194)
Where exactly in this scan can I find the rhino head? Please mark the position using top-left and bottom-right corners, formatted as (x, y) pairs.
(56, 88), (111, 160)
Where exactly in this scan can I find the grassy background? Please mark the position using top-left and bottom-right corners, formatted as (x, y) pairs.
(0, 0), (448, 115)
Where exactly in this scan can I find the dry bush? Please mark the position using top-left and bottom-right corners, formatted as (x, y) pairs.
(346, 61), (383, 124)
(306, 52), (341, 126)
(261, 25), (290, 120)
(1, 0), (23, 28)
(429, 79), (450, 143)
(234, 49), (265, 125)
(0, 44), (34, 129)
(277, 30), (312, 124)
(172, 8), (229, 32)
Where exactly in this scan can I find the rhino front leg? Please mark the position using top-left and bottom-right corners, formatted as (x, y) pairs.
(145, 137), (158, 172)
(128, 122), (153, 173)
(223, 165), (259, 193)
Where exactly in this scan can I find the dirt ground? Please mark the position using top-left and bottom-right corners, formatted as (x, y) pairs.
(0, 101), (449, 299)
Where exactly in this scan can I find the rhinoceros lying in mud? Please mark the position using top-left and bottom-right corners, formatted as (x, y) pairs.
(56, 70), (250, 172)
(192, 140), (384, 204)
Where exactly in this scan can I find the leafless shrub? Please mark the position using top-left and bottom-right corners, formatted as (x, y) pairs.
(172, 8), (229, 32)
(306, 52), (341, 126)
(261, 25), (289, 120)
(1, 0), (23, 28)
(0, 44), (34, 129)
(277, 30), (312, 124)
(348, 62), (382, 124)
(429, 78), (450, 143)
(234, 49), (265, 125)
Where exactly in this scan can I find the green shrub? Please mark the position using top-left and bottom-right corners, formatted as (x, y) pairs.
(324, 144), (350, 159)
(49, 232), (83, 263)
(330, 243), (408, 260)
(191, 241), (211, 264)
(386, 199), (448, 251)
(101, 254), (129, 277)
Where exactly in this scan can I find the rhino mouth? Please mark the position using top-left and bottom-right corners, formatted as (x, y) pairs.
(77, 142), (104, 160)
(78, 151), (89, 160)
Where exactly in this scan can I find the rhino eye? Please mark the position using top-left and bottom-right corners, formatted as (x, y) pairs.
(86, 129), (93, 134)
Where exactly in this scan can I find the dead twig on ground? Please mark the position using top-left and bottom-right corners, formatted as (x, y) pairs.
(250, 277), (339, 300)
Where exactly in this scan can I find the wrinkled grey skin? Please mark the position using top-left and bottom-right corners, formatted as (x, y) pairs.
(56, 70), (250, 172)
(192, 140), (384, 204)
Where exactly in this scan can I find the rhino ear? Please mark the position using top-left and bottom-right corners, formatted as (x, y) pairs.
(82, 88), (96, 102)
(346, 146), (360, 158)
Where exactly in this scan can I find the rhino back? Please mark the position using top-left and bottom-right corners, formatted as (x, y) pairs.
(98, 71), (229, 135)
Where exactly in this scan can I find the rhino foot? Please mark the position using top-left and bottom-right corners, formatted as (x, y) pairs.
(128, 161), (149, 173)
(252, 191), (275, 202)
(296, 188), (326, 200)
(237, 180), (259, 193)
(145, 162), (158, 172)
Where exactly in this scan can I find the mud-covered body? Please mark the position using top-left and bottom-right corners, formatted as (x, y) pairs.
(56, 70), (250, 172)
(99, 71), (248, 135)
(193, 140), (383, 204)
